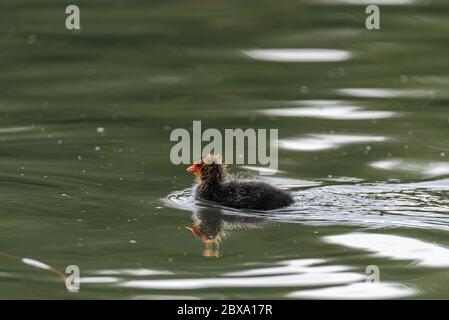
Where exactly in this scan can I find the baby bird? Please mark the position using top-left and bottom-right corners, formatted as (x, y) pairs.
(186, 154), (294, 210)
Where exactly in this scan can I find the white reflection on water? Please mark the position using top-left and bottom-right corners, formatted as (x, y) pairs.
(324, 233), (449, 267)
(288, 282), (415, 299)
(0, 126), (36, 134)
(165, 178), (449, 231)
(325, 0), (413, 5)
(323, 176), (364, 183)
(337, 88), (434, 98)
(242, 49), (352, 62)
(116, 259), (365, 290)
(81, 258), (415, 299)
(262, 100), (396, 120)
(92, 268), (173, 276)
(371, 159), (449, 178)
(80, 277), (122, 284)
(225, 259), (351, 276)
(112, 259), (415, 299)
(131, 295), (200, 300)
(280, 134), (387, 151)
(21, 258), (50, 270)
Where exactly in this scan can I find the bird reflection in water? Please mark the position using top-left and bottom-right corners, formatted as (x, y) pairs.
(186, 206), (266, 258)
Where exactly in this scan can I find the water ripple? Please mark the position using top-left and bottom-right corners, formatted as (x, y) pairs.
(280, 134), (387, 151)
(371, 159), (449, 178)
(261, 100), (396, 120)
(242, 49), (352, 62)
(326, 0), (414, 5)
(165, 178), (449, 231)
(287, 282), (415, 299)
(325, 233), (449, 267)
(116, 259), (365, 290)
(337, 88), (435, 99)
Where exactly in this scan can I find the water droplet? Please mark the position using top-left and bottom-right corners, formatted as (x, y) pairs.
(337, 67), (346, 76)
(327, 70), (336, 79)
(27, 34), (37, 45)
(7, 27), (15, 37)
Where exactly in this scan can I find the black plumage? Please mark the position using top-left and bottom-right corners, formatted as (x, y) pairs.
(187, 154), (294, 210)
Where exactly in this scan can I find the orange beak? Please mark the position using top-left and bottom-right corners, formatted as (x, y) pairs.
(186, 225), (201, 238)
(186, 164), (201, 176)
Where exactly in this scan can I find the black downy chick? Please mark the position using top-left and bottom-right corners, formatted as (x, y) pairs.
(187, 154), (294, 210)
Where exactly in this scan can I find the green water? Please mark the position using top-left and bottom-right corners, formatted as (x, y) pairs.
(1, 0), (449, 299)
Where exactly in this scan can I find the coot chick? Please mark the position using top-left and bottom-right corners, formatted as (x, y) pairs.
(186, 154), (294, 210)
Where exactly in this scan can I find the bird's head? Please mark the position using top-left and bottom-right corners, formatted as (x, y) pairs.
(186, 154), (225, 183)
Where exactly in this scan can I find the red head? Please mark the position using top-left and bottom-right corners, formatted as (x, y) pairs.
(186, 158), (205, 177)
(186, 154), (225, 183)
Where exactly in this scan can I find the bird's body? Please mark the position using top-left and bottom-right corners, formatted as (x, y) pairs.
(195, 180), (293, 210)
(187, 154), (294, 211)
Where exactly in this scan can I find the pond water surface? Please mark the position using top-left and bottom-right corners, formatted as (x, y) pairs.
(1, 0), (449, 299)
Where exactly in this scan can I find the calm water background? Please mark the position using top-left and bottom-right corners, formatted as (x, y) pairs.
(1, 0), (449, 299)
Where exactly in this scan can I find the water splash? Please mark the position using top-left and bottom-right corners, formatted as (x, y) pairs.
(165, 178), (449, 231)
